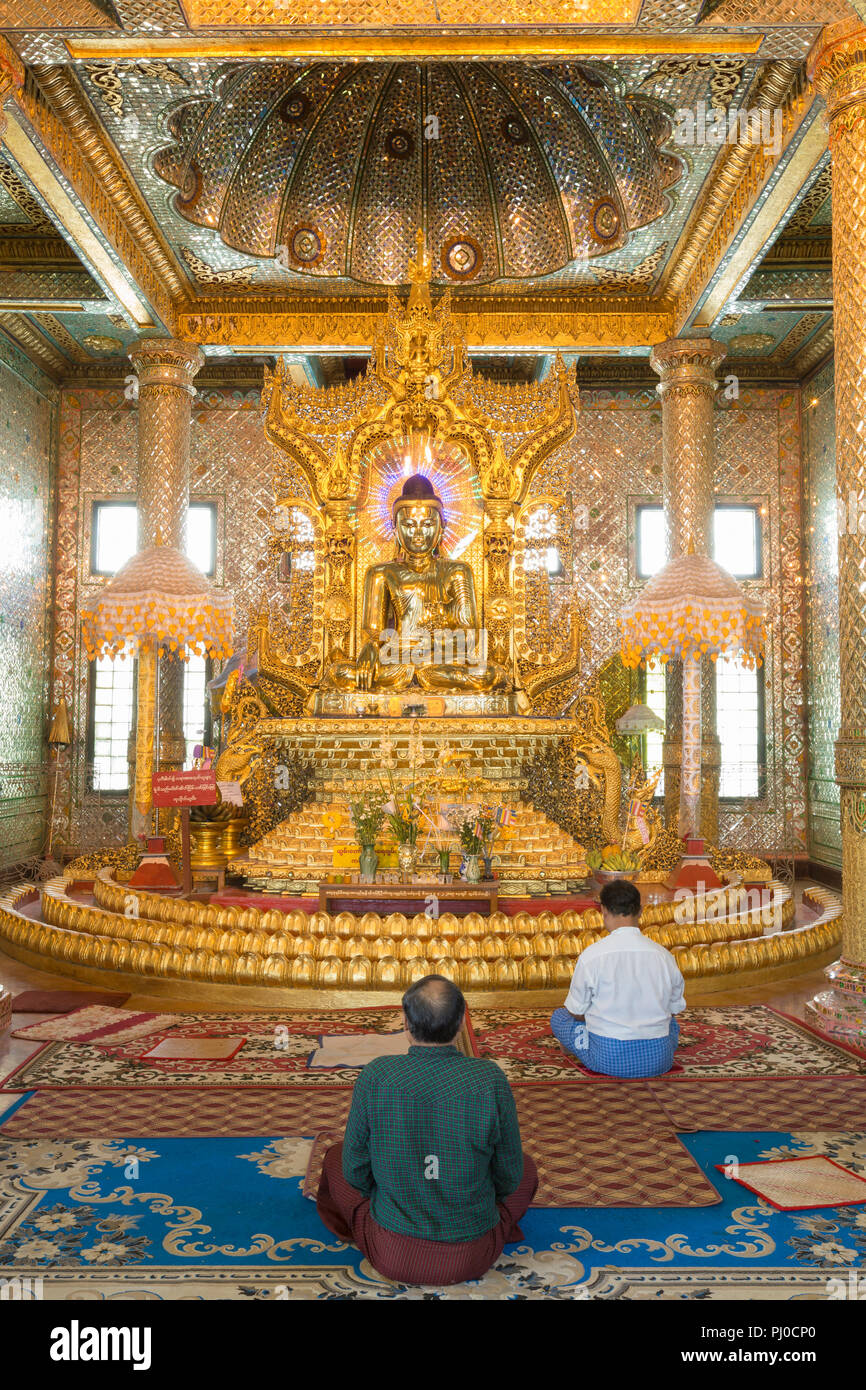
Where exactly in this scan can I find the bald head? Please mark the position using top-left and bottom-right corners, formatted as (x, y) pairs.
(402, 974), (466, 1045)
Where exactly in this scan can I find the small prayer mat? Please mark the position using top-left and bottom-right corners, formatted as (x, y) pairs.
(716, 1154), (866, 1210)
(11, 990), (129, 1013)
(302, 1084), (721, 1209)
(307, 1032), (410, 1068)
(11, 1006), (179, 1045)
(139, 1036), (247, 1062)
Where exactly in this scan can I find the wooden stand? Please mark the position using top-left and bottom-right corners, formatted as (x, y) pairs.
(317, 879), (498, 914)
(191, 867), (226, 893)
(180, 806), (192, 895)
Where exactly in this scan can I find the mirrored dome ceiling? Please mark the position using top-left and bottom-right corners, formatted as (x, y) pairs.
(154, 61), (683, 288)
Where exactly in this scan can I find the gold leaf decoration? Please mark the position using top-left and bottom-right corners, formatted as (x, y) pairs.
(586, 243), (667, 291)
(180, 246), (257, 286)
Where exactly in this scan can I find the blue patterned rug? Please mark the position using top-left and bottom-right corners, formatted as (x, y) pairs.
(0, 1128), (864, 1299)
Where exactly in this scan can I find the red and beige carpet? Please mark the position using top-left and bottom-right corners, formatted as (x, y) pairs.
(3, 999), (866, 1297)
(4, 1005), (861, 1091)
(468, 1005), (866, 1083)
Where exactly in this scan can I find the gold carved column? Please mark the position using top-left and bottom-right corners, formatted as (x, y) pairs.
(650, 336), (726, 843)
(484, 498), (516, 672)
(808, 19), (866, 1046)
(323, 499), (355, 665)
(129, 337), (204, 779)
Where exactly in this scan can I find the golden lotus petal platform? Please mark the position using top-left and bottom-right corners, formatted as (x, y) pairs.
(0, 877), (841, 1009)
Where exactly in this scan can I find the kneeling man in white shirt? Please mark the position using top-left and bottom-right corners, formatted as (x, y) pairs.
(550, 878), (686, 1078)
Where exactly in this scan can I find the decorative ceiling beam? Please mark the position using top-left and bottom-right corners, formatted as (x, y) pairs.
(179, 0), (642, 23)
(176, 296), (674, 351)
(1, 110), (155, 328)
(27, 65), (186, 300)
(67, 32), (765, 62)
(655, 62), (821, 326)
(764, 233), (832, 264)
(732, 266), (833, 310)
(791, 319), (833, 377)
(0, 47), (186, 330)
(0, 231), (81, 265)
(0, 297), (88, 310)
(691, 112), (829, 328)
(666, 63), (827, 330)
(0, 311), (67, 378)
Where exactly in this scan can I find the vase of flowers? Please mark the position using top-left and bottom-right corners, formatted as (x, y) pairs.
(463, 852), (482, 883)
(438, 847), (452, 878)
(456, 816), (484, 883)
(359, 845), (379, 881)
(379, 763), (425, 882)
(397, 842), (419, 879)
(475, 810), (496, 880)
(349, 790), (386, 883)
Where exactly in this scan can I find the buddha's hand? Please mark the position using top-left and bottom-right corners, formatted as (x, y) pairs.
(355, 641), (379, 691)
(425, 601), (451, 627)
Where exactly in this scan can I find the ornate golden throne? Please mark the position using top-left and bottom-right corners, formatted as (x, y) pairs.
(252, 230), (586, 718)
(216, 234), (655, 891)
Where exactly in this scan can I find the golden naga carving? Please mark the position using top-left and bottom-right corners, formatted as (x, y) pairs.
(623, 766), (662, 856)
(572, 691), (626, 846)
(257, 228), (580, 712)
(213, 685), (267, 786)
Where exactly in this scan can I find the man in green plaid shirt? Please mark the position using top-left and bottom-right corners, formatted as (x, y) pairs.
(316, 975), (538, 1285)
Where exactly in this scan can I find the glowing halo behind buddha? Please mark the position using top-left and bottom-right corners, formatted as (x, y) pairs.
(363, 434), (481, 559)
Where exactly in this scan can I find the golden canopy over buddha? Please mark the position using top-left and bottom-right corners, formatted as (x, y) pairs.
(326, 474), (507, 694)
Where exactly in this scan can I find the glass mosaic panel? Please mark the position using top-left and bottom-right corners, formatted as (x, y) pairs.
(0, 345), (56, 869)
(349, 65), (423, 285)
(803, 360), (841, 867)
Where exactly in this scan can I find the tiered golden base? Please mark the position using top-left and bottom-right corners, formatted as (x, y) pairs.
(241, 794), (589, 890)
(240, 715), (593, 892)
(0, 875), (842, 1006)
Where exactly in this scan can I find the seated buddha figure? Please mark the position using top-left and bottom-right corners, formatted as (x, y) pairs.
(327, 474), (507, 693)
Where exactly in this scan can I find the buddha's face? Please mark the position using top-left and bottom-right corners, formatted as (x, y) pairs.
(395, 502), (442, 558)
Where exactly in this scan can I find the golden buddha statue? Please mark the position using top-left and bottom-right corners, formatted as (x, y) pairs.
(326, 474), (507, 694)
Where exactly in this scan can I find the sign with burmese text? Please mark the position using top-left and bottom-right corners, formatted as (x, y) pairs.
(152, 769), (218, 808)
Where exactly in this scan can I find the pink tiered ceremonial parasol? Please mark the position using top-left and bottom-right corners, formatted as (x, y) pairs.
(620, 549), (765, 837)
(82, 541), (233, 838)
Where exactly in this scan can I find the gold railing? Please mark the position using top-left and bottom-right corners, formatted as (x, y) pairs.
(0, 873), (841, 993)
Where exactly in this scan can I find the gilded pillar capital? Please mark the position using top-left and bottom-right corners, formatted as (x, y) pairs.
(808, 19), (866, 116)
(649, 335), (727, 399)
(129, 336), (204, 395)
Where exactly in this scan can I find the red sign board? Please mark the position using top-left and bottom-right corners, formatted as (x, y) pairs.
(152, 769), (218, 808)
